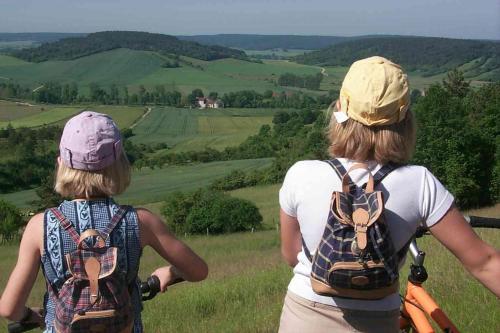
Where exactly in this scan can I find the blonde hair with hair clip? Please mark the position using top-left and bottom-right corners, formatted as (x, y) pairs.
(327, 102), (416, 164)
(54, 153), (131, 199)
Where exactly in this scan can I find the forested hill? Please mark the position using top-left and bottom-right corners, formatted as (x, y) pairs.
(0, 32), (86, 43)
(178, 34), (354, 50)
(295, 37), (500, 77)
(12, 31), (249, 62)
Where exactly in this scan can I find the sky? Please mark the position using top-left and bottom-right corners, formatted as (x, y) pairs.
(1, 0), (499, 40)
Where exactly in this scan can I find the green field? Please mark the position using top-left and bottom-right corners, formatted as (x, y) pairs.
(0, 49), (324, 95)
(0, 100), (46, 121)
(49, 105), (146, 129)
(0, 184), (498, 332)
(0, 158), (274, 208)
(0, 106), (81, 128)
(130, 107), (280, 151)
(0, 49), (165, 90)
(0, 101), (145, 129)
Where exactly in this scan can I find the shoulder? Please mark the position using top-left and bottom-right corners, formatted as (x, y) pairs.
(389, 164), (429, 179)
(285, 160), (331, 178)
(27, 212), (44, 227)
(135, 207), (163, 229)
(23, 213), (44, 249)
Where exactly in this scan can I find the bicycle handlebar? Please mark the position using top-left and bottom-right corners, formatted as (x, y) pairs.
(140, 275), (161, 301)
(409, 215), (499, 264)
(8, 275), (163, 333)
(465, 215), (500, 229)
(6, 322), (39, 333)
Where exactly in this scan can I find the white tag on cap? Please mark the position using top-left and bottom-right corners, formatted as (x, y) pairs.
(333, 111), (349, 123)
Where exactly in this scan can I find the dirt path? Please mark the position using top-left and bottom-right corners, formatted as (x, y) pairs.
(130, 107), (152, 129)
(32, 85), (45, 92)
(321, 67), (328, 76)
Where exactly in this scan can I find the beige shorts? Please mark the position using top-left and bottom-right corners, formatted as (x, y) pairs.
(278, 291), (400, 333)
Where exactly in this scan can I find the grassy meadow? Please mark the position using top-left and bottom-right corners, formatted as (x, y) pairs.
(0, 181), (498, 332)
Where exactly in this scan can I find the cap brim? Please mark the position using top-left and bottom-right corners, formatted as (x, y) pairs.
(333, 111), (349, 123)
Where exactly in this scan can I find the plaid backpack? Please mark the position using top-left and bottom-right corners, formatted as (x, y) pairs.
(49, 206), (134, 333)
(303, 159), (403, 300)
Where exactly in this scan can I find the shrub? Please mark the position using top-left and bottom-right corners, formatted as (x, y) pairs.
(162, 189), (262, 234)
(0, 200), (24, 242)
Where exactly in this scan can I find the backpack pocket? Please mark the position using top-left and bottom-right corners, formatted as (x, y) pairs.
(328, 261), (389, 289)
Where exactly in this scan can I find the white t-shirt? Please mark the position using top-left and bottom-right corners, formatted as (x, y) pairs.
(279, 158), (454, 311)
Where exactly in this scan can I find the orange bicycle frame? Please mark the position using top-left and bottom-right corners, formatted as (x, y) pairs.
(399, 280), (460, 333)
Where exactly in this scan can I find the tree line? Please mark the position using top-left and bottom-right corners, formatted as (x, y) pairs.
(278, 72), (323, 90)
(0, 81), (337, 109)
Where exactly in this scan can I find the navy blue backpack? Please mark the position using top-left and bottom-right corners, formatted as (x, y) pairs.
(303, 159), (403, 299)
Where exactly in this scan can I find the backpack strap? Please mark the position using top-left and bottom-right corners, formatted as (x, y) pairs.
(324, 159), (356, 194)
(371, 163), (401, 186)
(301, 236), (313, 262)
(49, 208), (80, 246)
(102, 205), (130, 240)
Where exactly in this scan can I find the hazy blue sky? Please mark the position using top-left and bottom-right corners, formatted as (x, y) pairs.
(1, 0), (499, 39)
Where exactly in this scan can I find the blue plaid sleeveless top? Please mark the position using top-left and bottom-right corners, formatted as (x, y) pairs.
(41, 198), (143, 332)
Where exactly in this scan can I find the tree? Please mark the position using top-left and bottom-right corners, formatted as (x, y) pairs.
(138, 85), (147, 105)
(109, 84), (119, 104)
(0, 200), (24, 242)
(30, 173), (64, 211)
(188, 88), (204, 106)
(122, 86), (130, 104)
(442, 69), (470, 98)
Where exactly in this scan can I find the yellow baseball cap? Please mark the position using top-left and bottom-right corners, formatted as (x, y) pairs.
(335, 56), (410, 126)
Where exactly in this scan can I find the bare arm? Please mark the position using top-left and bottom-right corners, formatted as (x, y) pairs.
(0, 214), (43, 321)
(430, 206), (500, 297)
(280, 209), (301, 267)
(137, 208), (208, 291)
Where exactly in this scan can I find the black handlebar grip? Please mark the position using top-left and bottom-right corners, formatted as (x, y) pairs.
(141, 275), (161, 301)
(8, 322), (39, 333)
(468, 216), (500, 229)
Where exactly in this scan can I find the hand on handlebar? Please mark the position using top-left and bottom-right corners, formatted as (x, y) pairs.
(151, 266), (185, 293)
(23, 308), (45, 329)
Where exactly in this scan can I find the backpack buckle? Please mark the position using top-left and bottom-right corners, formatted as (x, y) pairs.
(353, 208), (369, 251)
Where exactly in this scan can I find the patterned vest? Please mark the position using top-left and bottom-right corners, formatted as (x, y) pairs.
(41, 198), (143, 333)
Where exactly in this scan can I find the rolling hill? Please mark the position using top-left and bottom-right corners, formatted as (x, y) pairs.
(295, 36), (500, 79)
(11, 31), (249, 62)
(0, 49), (323, 94)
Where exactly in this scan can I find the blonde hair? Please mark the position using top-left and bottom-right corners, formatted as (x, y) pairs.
(54, 153), (131, 199)
(327, 103), (416, 164)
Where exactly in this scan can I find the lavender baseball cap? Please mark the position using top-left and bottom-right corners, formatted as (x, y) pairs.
(59, 111), (123, 171)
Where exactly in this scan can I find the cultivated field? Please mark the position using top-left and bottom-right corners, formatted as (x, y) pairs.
(0, 101), (145, 129)
(130, 107), (281, 151)
(0, 104), (81, 128)
(0, 99), (46, 122)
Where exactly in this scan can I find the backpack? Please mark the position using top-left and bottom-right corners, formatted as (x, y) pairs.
(49, 206), (134, 333)
(303, 159), (403, 300)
